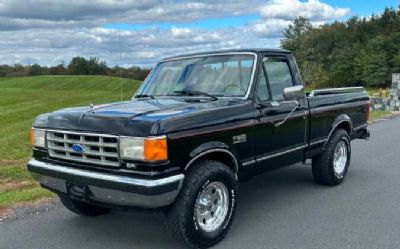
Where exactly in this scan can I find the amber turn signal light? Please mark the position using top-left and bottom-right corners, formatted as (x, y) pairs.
(30, 128), (35, 145)
(144, 137), (168, 161)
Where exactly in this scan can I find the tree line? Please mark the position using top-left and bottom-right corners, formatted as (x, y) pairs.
(281, 7), (400, 88)
(0, 56), (151, 81)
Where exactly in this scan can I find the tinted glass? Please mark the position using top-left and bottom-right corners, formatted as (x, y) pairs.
(256, 67), (270, 101)
(263, 57), (294, 101)
(140, 55), (255, 97)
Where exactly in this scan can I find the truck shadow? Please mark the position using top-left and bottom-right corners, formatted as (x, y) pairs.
(63, 163), (323, 249)
(64, 208), (184, 249)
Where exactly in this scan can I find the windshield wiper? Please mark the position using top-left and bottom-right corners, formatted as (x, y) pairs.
(173, 90), (218, 101)
(134, 94), (154, 99)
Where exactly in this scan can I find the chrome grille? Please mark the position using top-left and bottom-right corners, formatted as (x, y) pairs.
(47, 130), (120, 167)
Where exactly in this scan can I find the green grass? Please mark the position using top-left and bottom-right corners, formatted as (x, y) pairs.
(0, 186), (54, 209)
(0, 75), (141, 210)
(366, 88), (391, 98)
(369, 110), (392, 122)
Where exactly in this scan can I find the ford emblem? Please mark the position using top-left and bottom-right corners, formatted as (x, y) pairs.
(72, 144), (85, 153)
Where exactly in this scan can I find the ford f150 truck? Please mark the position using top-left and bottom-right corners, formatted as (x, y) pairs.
(27, 49), (370, 248)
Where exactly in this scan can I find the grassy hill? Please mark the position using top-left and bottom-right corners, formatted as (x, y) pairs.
(0, 75), (141, 210)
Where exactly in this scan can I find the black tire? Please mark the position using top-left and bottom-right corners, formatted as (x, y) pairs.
(165, 160), (238, 249)
(59, 195), (111, 216)
(312, 129), (351, 186)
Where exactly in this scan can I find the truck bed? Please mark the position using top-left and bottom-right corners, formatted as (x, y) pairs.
(306, 87), (369, 155)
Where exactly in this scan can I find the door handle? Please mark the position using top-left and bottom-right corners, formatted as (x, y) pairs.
(296, 105), (308, 111)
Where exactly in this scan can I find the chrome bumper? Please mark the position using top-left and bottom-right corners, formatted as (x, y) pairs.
(27, 159), (184, 208)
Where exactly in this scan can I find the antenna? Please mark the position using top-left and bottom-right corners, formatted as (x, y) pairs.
(118, 31), (123, 102)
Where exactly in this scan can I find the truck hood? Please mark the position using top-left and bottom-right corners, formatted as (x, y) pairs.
(33, 98), (252, 136)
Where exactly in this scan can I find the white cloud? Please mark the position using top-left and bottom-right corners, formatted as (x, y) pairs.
(170, 27), (193, 38)
(251, 19), (291, 36)
(260, 0), (350, 21)
(0, 26), (263, 67)
(249, 0), (350, 37)
(0, 0), (352, 67)
(0, 0), (261, 30)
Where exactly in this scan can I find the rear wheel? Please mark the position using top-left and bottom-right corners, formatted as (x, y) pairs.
(166, 160), (238, 248)
(59, 195), (111, 216)
(312, 129), (351, 186)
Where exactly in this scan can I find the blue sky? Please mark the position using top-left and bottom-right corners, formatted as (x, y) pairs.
(324, 0), (399, 16)
(104, 0), (400, 31)
(0, 0), (399, 66)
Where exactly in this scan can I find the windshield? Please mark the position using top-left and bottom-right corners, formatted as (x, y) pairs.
(138, 54), (255, 97)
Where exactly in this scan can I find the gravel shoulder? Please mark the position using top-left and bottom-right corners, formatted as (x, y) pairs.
(0, 198), (60, 224)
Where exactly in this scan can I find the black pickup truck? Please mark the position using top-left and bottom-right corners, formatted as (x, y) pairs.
(28, 49), (370, 248)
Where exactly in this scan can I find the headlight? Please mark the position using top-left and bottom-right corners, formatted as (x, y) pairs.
(119, 136), (167, 161)
(30, 128), (46, 148)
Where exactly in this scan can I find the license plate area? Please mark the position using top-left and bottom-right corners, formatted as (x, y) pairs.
(66, 182), (89, 199)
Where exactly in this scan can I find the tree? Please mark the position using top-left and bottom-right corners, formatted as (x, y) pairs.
(68, 56), (88, 75)
(358, 52), (389, 87)
(10, 64), (29, 77)
(0, 65), (12, 77)
(86, 57), (107, 75)
(282, 16), (313, 43)
(0, 57), (151, 79)
(49, 64), (67, 75)
(393, 51), (400, 73)
(327, 47), (359, 87)
(281, 17), (316, 85)
(29, 64), (43, 76)
(280, 6), (400, 88)
(68, 56), (108, 75)
(355, 36), (389, 87)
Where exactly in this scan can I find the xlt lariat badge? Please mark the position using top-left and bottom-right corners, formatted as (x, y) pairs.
(233, 134), (247, 144)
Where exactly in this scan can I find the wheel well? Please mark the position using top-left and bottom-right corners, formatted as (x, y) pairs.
(323, 120), (352, 150)
(185, 150), (238, 175)
(336, 121), (351, 135)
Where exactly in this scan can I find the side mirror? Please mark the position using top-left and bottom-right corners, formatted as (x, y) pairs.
(283, 85), (304, 101)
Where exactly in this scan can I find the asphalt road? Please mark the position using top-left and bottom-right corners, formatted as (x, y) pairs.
(1, 116), (400, 249)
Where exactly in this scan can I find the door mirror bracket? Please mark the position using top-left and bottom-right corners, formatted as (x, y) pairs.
(274, 101), (299, 127)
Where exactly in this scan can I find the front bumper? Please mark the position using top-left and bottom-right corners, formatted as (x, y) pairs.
(27, 159), (184, 208)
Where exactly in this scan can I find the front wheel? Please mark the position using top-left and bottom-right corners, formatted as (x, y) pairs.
(165, 160), (238, 248)
(312, 129), (351, 186)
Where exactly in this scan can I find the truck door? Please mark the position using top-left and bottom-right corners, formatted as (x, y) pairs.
(254, 54), (308, 168)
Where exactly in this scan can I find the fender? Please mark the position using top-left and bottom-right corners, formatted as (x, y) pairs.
(185, 141), (239, 174)
(324, 114), (352, 149)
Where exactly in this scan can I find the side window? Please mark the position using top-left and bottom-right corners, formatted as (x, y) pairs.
(263, 57), (294, 101)
(256, 67), (270, 101)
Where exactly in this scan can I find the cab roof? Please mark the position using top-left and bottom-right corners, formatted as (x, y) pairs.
(162, 48), (291, 61)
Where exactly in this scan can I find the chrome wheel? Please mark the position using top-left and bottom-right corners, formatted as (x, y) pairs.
(194, 181), (229, 232)
(333, 140), (347, 177)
